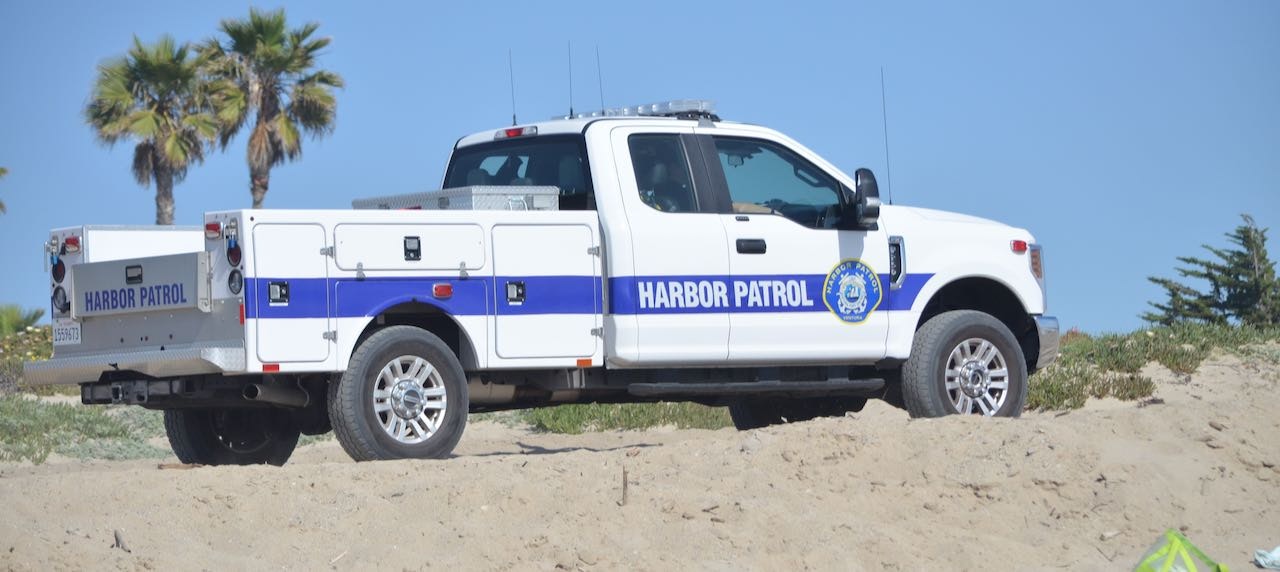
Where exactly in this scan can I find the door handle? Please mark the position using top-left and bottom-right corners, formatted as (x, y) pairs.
(736, 239), (767, 254)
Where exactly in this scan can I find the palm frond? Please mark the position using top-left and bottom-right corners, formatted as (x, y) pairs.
(132, 142), (155, 187)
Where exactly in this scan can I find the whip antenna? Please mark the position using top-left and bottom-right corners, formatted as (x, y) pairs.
(508, 49), (518, 126)
(595, 45), (605, 114)
(880, 66), (894, 205)
(567, 41), (575, 118)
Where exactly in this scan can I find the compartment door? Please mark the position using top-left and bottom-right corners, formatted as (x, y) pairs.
(492, 224), (600, 359)
(252, 223), (332, 364)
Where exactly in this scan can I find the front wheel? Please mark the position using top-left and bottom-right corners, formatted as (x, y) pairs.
(163, 408), (300, 466)
(328, 326), (468, 462)
(901, 310), (1028, 418)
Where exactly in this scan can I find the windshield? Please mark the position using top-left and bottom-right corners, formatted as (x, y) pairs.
(443, 135), (594, 210)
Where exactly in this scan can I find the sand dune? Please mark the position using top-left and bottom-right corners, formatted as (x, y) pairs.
(2, 352), (1277, 571)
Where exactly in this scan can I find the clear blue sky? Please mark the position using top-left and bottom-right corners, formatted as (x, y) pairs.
(1, 0), (1277, 333)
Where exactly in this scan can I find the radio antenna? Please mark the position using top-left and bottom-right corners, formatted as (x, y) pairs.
(567, 41), (575, 118)
(508, 49), (518, 126)
(595, 45), (605, 114)
(880, 66), (895, 205)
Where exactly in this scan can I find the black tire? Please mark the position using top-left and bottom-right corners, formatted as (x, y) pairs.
(901, 310), (1027, 418)
(728, 396), (867, 430)
(328, 326), (468, 462)
(163, 408), (300, 466)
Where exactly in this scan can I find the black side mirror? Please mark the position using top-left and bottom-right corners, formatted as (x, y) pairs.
(846, 168), (881, 228)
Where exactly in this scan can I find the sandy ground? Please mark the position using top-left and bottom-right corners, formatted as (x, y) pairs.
(1, 352), (1278, 571)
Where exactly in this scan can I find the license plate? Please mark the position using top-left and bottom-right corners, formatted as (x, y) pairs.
(52, 318), (81, 346)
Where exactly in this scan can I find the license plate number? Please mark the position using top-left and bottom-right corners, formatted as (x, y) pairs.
(53, 318), (81, 346)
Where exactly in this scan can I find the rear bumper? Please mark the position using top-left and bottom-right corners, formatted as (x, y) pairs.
(23, 345), (245, 385)
(1033, 315), (1060, 370)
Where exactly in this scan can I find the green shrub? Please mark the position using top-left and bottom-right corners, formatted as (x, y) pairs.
(1029, 323), (1279, 410)
(521, 402), (732, 434)
(0, 396), (132, 463)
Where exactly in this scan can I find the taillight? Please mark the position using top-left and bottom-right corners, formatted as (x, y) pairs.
(205, 222), (222, 239)
(51, 258), (66, 283)
(1029, 245), (1044, 279)
(62, 236), (81, 254)
(227, 243), (242, 267)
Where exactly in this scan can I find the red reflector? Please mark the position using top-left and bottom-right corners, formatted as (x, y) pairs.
(576, 358), (593, 368)
(432, 283), (453, 298)
(263, 363), (280, 372)
(205, 222), (222, 239)
(1010, 240), (1028, 254)
(62, 236), (81, 253)
(238, 303), (245, 324)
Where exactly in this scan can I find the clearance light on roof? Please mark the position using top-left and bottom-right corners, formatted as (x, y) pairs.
(495, 126), (538, 140)
(205, 221), (222, 240)
(553, 99), (718, 120)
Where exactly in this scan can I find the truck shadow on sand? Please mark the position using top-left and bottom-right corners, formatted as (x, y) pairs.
(461, 441), (662, 458)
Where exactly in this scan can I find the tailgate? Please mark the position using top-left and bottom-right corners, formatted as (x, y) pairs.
(73, 251), (212, 318)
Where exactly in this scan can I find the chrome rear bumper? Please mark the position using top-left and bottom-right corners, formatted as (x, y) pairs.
(23, 344), (245, 386)
(1033, 315), (1060, 370)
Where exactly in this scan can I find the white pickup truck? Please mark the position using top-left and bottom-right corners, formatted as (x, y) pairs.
(26, 100), (1058, 465)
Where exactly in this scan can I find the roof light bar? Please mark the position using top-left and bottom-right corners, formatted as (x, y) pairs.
(553, 99), (719, 121)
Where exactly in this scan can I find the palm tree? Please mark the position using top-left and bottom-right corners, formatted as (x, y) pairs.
(200, 8), (343, 208)
(85, 37), (220, 225)
(0, 167), (7, 214)
(0, 305), (44, 337)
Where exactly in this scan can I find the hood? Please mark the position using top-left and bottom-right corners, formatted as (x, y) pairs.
(885, 205), (1010, 227)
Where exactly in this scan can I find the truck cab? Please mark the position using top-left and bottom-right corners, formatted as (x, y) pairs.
(27, 100), (1058, 465)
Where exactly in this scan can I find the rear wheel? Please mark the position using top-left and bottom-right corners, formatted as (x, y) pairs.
(901, 310), (1028, 418)
(728, 396), (867, 430)
(163, 408), (300, 466)
(328, 326), (468, 462)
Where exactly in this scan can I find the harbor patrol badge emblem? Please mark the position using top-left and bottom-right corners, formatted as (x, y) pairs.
(822, 259), (883, 324)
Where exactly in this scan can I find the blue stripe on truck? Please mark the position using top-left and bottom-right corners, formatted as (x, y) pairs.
(244, 273), (930, 319)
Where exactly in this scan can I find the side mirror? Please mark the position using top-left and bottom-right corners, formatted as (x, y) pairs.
(847, 167), (881, 228)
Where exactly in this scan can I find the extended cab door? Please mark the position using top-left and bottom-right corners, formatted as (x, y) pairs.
(606, 125), (731, 364)
(698, 129), (891, 362)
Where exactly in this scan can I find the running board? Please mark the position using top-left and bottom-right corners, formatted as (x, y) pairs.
(627, 378), (885, 398)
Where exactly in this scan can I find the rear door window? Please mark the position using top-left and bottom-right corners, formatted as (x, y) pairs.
(444, 135), (594, 209)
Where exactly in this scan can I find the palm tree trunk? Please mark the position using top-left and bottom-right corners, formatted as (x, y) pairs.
(154, 164), (175, 225)
(251, 169), (269, 208)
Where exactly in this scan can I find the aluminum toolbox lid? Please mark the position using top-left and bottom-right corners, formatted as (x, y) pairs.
(351, 185), (560, 210)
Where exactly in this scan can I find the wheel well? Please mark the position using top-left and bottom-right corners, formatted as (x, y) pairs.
(354, 302), (479, 370)
(917, 277), (1039, 371)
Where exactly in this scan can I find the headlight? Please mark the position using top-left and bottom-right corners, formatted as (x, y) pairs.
(228, 270), (244, 295)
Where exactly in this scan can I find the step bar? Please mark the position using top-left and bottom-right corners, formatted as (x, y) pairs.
(627, 378), (885, 398)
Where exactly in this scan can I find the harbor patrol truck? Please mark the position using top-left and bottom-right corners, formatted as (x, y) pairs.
(26, 100), (1059, 465)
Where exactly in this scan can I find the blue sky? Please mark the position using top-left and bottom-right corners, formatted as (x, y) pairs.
(0, 0), (1277, 333)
